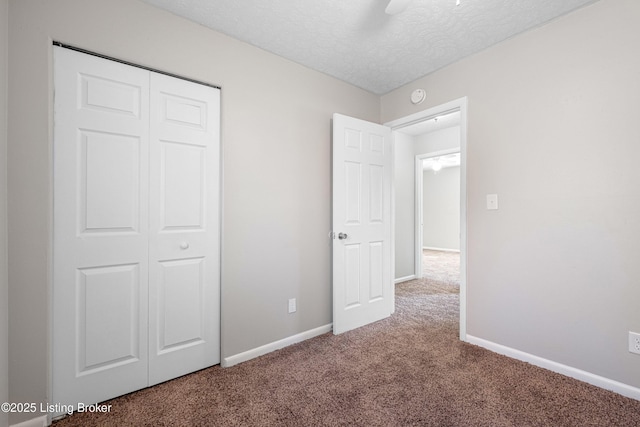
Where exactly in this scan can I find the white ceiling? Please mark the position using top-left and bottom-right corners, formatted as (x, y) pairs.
(140, 0), (598, 95)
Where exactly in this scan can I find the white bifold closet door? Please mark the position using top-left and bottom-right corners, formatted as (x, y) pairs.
(53, 47), (220, 411)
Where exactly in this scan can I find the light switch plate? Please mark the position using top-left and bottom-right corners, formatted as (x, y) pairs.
(486, 194), (498, 210)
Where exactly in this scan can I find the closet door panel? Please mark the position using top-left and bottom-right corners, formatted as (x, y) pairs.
(148, 73), (220, 386)
(53, 47), (150, 411)
(54, 47), (221, 411)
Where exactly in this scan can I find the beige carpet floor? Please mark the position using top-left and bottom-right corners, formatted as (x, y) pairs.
(53, 250), (640, 426)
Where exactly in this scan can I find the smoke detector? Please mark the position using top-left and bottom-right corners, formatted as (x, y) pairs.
(410, 89), (426, 104)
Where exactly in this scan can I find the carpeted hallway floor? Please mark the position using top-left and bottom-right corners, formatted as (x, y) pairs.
(53, 250), (640, 426)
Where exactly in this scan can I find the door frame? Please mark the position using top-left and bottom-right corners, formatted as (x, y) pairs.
(384, 96), (468, 341)
(414, 148), (461, 279)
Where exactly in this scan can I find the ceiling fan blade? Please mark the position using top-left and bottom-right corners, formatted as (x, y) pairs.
(385, 0), (411, 15)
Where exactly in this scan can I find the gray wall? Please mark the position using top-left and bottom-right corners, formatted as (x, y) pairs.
(7, 0), (379, 423)
(382, 0), (640, 390)
(423, 166), (460, 251)
(393, 132), (416, 279)
(0, 1), (8, 426)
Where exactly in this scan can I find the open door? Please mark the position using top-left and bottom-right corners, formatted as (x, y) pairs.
(332, 114), (393, 334)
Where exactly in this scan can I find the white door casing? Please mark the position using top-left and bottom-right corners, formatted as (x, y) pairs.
(53, 47), (220, 410)
(332, 114), (393, 335)
(384, 97), (468, 341)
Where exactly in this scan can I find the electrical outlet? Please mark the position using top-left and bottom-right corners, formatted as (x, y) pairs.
(288, 298), (296, 314)
(629, 332), (640, 355)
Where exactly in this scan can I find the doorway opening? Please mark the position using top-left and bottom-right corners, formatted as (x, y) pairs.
(415, 147), (460, 280)
(386, 97), (467, 340)
(416, 147), (461, 313)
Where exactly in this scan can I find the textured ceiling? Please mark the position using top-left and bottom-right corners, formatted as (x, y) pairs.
(140, 0), (599, 95)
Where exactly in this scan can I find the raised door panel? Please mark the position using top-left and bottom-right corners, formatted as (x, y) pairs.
(160, 141), (205, 230)
(80, 73), (142, 117)
(78, 264), (141, 372)
(80, 131), (142, 234)
(344, 244), (362, 309)
(157, 258), (205, 352)
(369, 242), (384, 301)
(368, 165), (384, 225)
(344, 161), (362, 226)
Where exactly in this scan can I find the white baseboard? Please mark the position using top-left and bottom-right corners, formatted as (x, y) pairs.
(10, 415), (48, 427)
(466, 335), (640, 401)
(395, 275), (415, 284)
(222, 324), (333, 368)
(423, 246), (460, 253)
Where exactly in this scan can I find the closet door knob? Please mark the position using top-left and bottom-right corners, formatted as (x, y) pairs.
(180, 242), (190, 250)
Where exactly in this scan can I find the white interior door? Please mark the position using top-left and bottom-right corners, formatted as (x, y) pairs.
(53, 47), (151, 407)
(148, 73), (220, 385)
(332, 113), (393, 334)
(53, 47), (220, 410)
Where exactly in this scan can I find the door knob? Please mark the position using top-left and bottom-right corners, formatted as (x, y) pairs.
(180, 242), (190, 250)
(338, 233), (348, 240)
